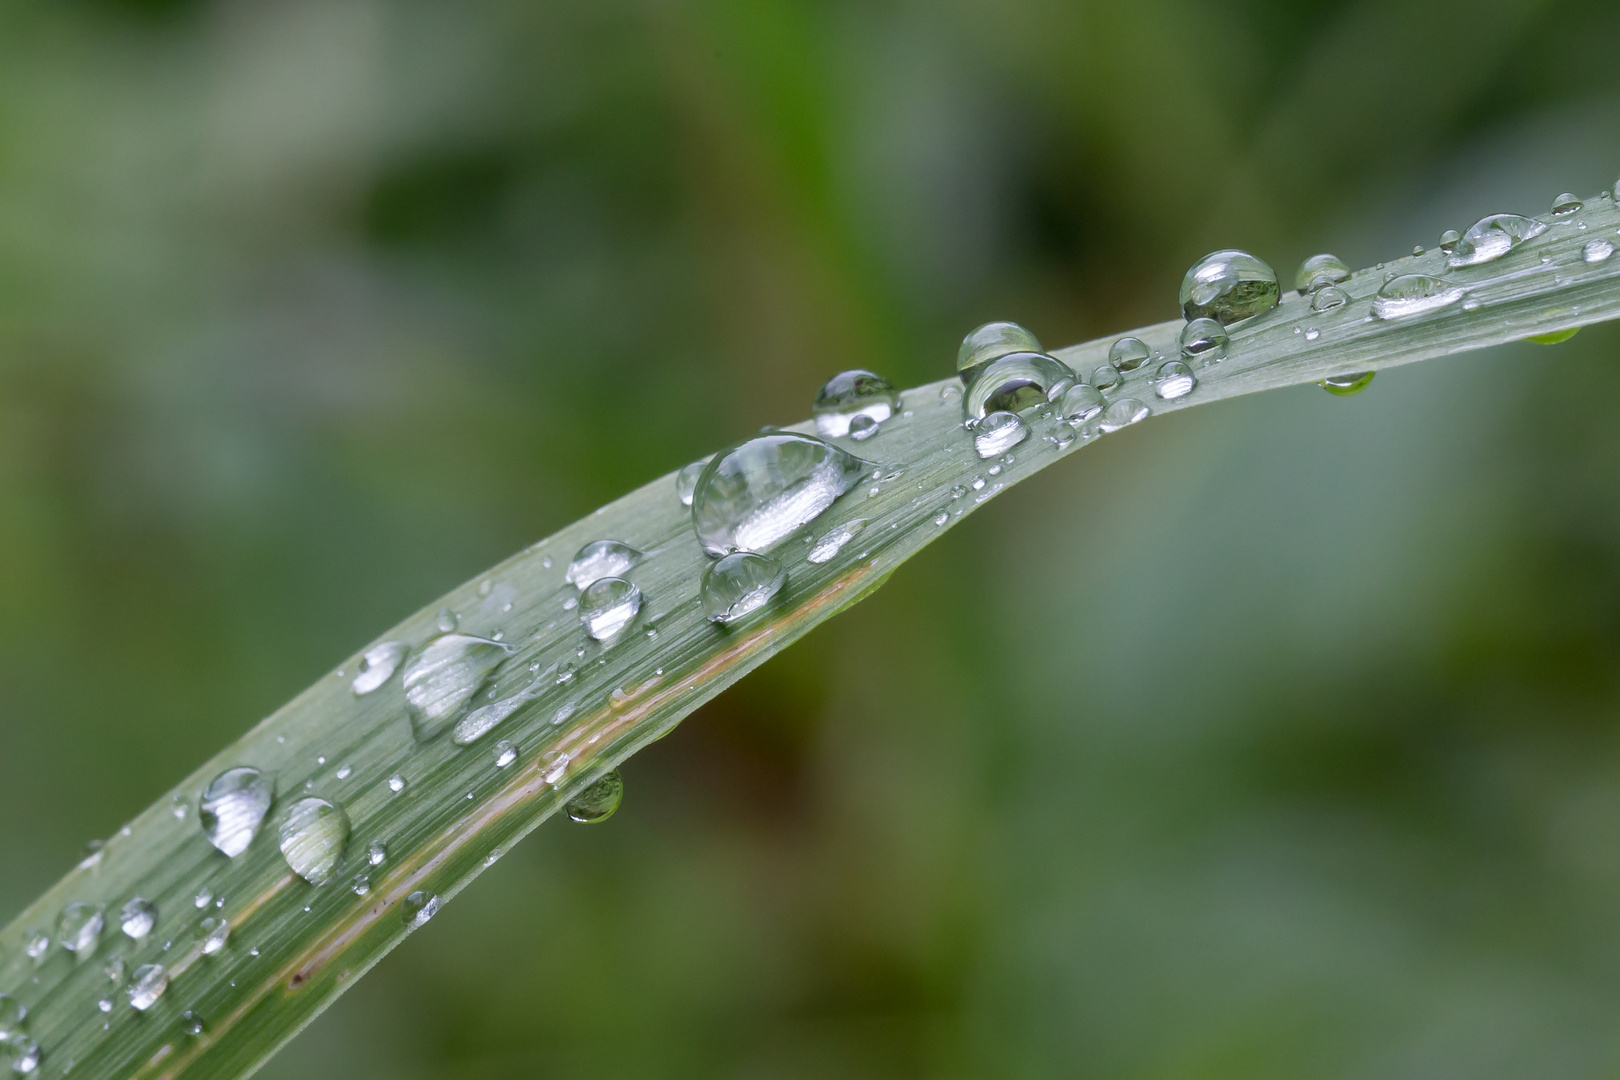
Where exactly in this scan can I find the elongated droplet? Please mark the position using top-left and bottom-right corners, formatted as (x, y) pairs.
(1372, 274), (1465, 319)
(1583, 239), (1613, 263)
(278, 797), (350, 886)
(200, 767), (275, 858)
(1447, 213), (1547, 267)
(56, 903), (102, 956)
(5, 1035), (38, 1074)
(200, 917), (229, 955)
(1179, 318), (1229, 363)
(0, 995), (25, 1039)
(962, 352), (1075, 419)
(691, 433), (866, 555)
(1526, 328), (1580, 346)
(1108, 337), (1152, 371)
(566, 770), (624, 824)
(119, 898), (156, 941)
(1319, 371), (1375, 396)
(813, 370), (900, 437)
(701, 552), (786, 623)
(1552, 192), (1582, 216)
(579, 577), (642, 642)
(974, 411), (1027, 458)
(1098, 398), (1149, 433)
(402, 891), (440, 930)
(1310, 286), (1350, 313)
(1152, 361), (1196, 400)
(127, 964), (167, 1011)
(1295, 253), (1350, 293)
(565, 540), (642, 589)
(957, 321), (1041, 384)
(808, 519), (865, 564)
(1180, 249), (1279, 323)
(675, 459), (709, 507)
(1058, 384), (1104, 423)
(402, 634), (513, 742)
(351, 641), (406, 696)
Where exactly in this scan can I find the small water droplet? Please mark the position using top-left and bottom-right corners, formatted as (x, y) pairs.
(1552, 192), (1582, 216)
(1152, 361), (1196, 400)
(402, 891), (440, 930)
(199, 767), (275, 859)
(0, 996), (25, 1040)
(57, 903), (103, 956)
(1438, 229), (1463, 255)
(1319, 371), (1375, 396)
(190, 890), (212, 911)
(1090, 365), (1122, 392)
(119, 898), (156, 941)
(97, 999), (112, 1014)
(1372, 274), (1466, 319)
(351, 642), (406, 696)
(812, 370), (900, 438)
(1447, 213), (1547, 267)
(494, 740), (518, 768)
(579, 578), (642, 642)
(1411, 244), (1426, 256)
(181, 1011), (206, 1038)
(169, 793), (189, 821)
(434, 608), (458, 634)
(402, 634), (514, 742)
(939, 383), (961, 403)
(1304, 328), (1320, 341)
(692, 433), (867, 555)
(1309, 286), (1350, 314)
(200, 917), (229, 955)
(974, 411), (1028, 458)
(956, 321), (1041, 384)
(1097, 398), (1149, 433)
(1583, 238), (1613, 263)
(334, 762), (354, 781)
(1178, 318), (1229, 364)
(675, 459), (709, 507)
(1295, 253), (1350, 293)
(807, 519), (866, 564)
(541, 555), (553, 569)
(22, 933), (47, 961)
(1108, 336), (1152, 371)
(962, 352), (1075, 419)
(847, 414), (880, 440)
(277, 797), (350, 886)
(1180, 249), (1279, 323)
(4, 1035), (38, 1074)
(104, 957), (126, 985)
(701, 552), (786, 623)
(566, 770), (624, 824)
(565, 540), (642, 589)
(127, 965), (168, 1011)
(350, 874), (370, 897)
(388, 774), (405, 794)
(1057, 384), (1105, 423)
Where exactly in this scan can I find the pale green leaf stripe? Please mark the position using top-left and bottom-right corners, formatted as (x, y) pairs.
(3, 196), (1619, 1080)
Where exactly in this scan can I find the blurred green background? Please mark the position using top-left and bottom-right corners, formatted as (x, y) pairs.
(5, 0), (1620, 1076)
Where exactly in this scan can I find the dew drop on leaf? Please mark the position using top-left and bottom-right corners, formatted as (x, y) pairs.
(351, 642), (406, 696)
(956, 321), (1041, 384)
(579, 577), (642, 642)
(691, 434), (867, 555)
(701, 552), (786, 624)
(1180, 249), (1279, 323)
(566, 769), (624, 824)
(126, 964), (167, 1011)
(118, 897), (156, 941)
(277, 797), (350, 886)
(974, 412), (1028, 458)
(812, 370), (900, 438)
(199, 767), (275, 858)
(565, 540), (642, 589)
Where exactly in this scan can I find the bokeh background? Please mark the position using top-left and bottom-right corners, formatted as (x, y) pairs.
(4, 0), (1620, 1076)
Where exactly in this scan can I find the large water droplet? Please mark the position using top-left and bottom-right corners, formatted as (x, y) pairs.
(402, 634), (513, 742)
(56, 903), (102, 956)
(0, 996), (25, 1039)
(1152, 361), (1196, 400)
(1319, 371), (1375, 396)
(351, 642), (406, 696)
(278, 797), (350, 886)
(807, 519), (865, 564)
(200, 917), (229, 955)
(200, 767), (275, 858)
(957, 321), (1041, 384)
(4, 1035), (38, 1075)
(1108, 337), (1151, 371)
(701, 552), (786, 623)
(1447, 213), (1547, 267)
(812, 370), (900, 438)
(118, 898), (156, 941)
(565, 540), (642, 589)
(565, 770), (624, 824)
(1058, 384), (1104, 423)
(1295, 253), (1351, 293)
(1180, 249), (1279, 324)
(1097, 398), (1149, 433)
(1372, 274), (1466, 319)
(691, 434), (866, 555)
(962, 352), (1075, 419)
(126, 964), (167, 1011)
(974, 411), (1028, 458)
(1583, 238), (1613, 263)
(1178, 318), (1229, 363)
(402, 891), (440, 930)
(580, 578), (642, 642)
(1552, 192), (1582, 216)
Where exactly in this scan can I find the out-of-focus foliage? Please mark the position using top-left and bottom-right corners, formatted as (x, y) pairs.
(3, 0), (1620, 1077)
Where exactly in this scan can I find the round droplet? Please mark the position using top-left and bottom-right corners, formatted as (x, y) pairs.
(387, 774), (405, 794)
(691, 433), (866, 555)
(193, 889), (213, 910)
(200, 916), (229, 955)
(199, 767), (275, 859)
(1097, 398), (1149, 433)
(962, 352), (1075, 419)
(0, 995), (25, 1039)
(974, 411), (1028, 458)
(1108, 337), (1152, 371)
(277, 797), (350, 886)
(1319, 371), (1375, 397)
(1412, 245), (1426, 257)
(1058, 384), (1104, 424)
(1447, 213), (1547, 267)
(847, 414), (880, 441)
(351, 641), (406, 696)
(701, 552), (786, 624)
(807, 519), (865, 565)
(1552, 192), (1582, 216)
(957, 321), (1041, 383)
(4, 1035), (38, 1075)
(1089, 365), (1122, 392)
(402, 634), (513, 742)
(1180, 249), (1280, 324)
(1295, 253), (1350, 293)
(127, 964), (168, 1011)
(181, 1011), (206, 1038)
(565, 540), (642, 589)
(565, 770), (624, 824)
(1438, 229), (1464, 255)
(57, 903), (103, 956)
(119, 898), (156, 941)
(1178, 318), (1229, 363)
(1152, 361), (1196, 400)
(351, 874), (371, 897)
(812, 370), (900, 438)
(579, 577), (642, 642)
(675, 459), (709, 507)
(1526, 327), (1580, 346)
(1310, 286), (1350, 313)
(367, 841), (387, 866)
(23, 933), (46, 961)
(1583, 238), (1613, 264)
(1372, 274), (1466, 319)
(494, 740), (517, 768)
(402, 891), (440, 930)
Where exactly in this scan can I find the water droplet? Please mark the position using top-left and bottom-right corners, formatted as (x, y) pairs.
(126, 964), (167, 1011)
(351, 642), (406, 696)
(277, 797), (350, 886)
(1097, 398), (1149, 433)
(97, 999), (112, 1014)
(566, 540), (642, 590)
(701, 552), (786, 623)
(1412, 244), (1426, 256)
(974, 411), (1028, 458)
(962, 352), (1075, 419)
(807, 519), (866, 564)
(57, 903), (103, 956)
(1438, 229), (1463, 255)
(494, 740), (517, 768)
(402, 891), (440, 930)
(1180, 249), (1279, 324)
(104, 957), (126, 986)
(1089, 365), (1122, 392)
(350, 874), (370, 897)
(812, 370), (900, 438)
(1583, 238), (1613, 263)
(1295, 253), (1351, 293)
(388, 774), (405, 793)
(0, 996), (25, 1040)
(1372, 274), (1466, 319)
(1319, 371), (1375, 396)
(170, 793), (189, 820)
(1309, 286), (1350, 314)
(956, 321), (1041, 384)
(181, 1011), (205, 1038)
(1526, 327), (1580, 346)
(1178, 318), (1229, 363)
(1055, 384), (1104, 424)
(579, 578), (642, 642)
(691, 433), (866, 555)
(1152, 361), (1196, 400)
(22, 933), (46, 961)
(191, 889), (212, 910)
(675, 460), (709, 507)
(565, 770), (624, 824)
(434, 608), (459, 634)
(119, 898), (156, 941)
(1552, 192), (1582, 216)
(1108, 337), (1152, 371)
(199, 767), (275, 859)
(4, 1035), (38, 1074)
(402, 634), (513, 742)
(1447, 213), (1547, 267)
(847, 414), (880, 441)
(200, 917), (229, 955)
